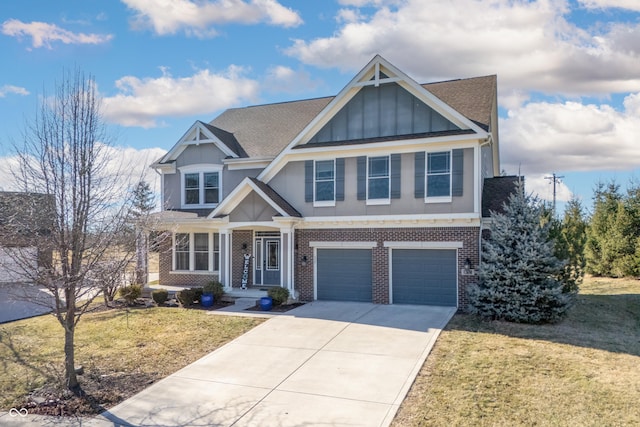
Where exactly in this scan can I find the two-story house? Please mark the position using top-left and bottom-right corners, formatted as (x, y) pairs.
(150, 55), (514, 310)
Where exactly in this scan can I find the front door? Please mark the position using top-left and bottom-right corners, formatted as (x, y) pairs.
(254, 237), (280, 286)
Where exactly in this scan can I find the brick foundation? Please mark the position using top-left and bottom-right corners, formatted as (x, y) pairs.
(294, 227), (479, 310)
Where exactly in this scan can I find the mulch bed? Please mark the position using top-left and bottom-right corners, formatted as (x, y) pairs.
(21, 369), (158, 417)
(245, 302), (305, 313)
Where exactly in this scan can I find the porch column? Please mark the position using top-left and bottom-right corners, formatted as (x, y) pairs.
(219, 228), (232, 291)
(279, 225), (295, 298)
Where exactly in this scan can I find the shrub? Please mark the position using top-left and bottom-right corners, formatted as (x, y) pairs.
(192, 287), (203, 303)
(118, 284), (143, 306)
(267, 287), (290, 306)
(151, 289), (169, 305)
(176, 288), (197, 307)
(204, 281), (224, 300)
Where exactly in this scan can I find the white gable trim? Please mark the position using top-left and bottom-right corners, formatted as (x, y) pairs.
(153, 121), (238, 167)
(258, 55), (488, 183)
(208, 177), (291, 219)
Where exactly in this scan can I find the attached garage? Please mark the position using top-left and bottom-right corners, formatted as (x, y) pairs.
(316, 248), (372, 302)
(0, 246), (38, 283)
(391, 249), (458, 306)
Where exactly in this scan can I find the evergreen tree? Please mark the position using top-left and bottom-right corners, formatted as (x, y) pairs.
(468, 184), (572, 323)
(552, 197), (587, 293)
(585, 182), (621, 276)
(130, 180), (155, 285)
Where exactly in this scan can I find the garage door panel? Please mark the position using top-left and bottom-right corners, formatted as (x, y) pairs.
(392, 249), (457, 306)
(317, 249), (372, 302)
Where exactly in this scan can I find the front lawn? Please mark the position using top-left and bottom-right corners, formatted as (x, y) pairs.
(0, 306), (263, 415)
(393, 275), (640, 426)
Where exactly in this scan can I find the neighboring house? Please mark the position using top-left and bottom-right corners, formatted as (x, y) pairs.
(0, 192), (54, 283)
(151, 55), (516, 310)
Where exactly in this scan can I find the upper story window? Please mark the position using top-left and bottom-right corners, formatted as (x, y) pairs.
(305, 159), (344, 206)
(427, 151), (451, 198)
(315, 160), (335, 204)
(179, 165), (223, 208)
(368, 156), (390, 201)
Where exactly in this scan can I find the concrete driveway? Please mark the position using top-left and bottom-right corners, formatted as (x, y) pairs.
(86, 301), (455, 427)
(0, 283), (52, 324)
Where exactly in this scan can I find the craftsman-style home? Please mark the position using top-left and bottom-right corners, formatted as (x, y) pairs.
(150, 55), (514, 309)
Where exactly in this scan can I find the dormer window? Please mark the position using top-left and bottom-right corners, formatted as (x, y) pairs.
(179, 164), (223, 208)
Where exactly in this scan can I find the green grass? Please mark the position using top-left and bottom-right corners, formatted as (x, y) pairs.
(0, 307), (263, 413)
(393, 276), (640, 426)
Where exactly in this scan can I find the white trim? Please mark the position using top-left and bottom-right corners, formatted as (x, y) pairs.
(179, 164), (223, 209)
(425, 196), (452, 204)
(309, 241), (377, 249)
(169, 270), (219, 276)
(474, 144), (480, 214)
(153, 121), (238, 167)
(383, 241), (464, 249)
(313, 159), (336, 206)
(425, 149), (452, 201)
(208, 177), (293, 219)
(367, 155), (391, 202)
(313, 200), (336, 207)
(225, 157), (273, 170)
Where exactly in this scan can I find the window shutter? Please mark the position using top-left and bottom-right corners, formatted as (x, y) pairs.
(390, 154), (401, 199)
(336, 158), (345, 201)
(357, 156), (366, 200)
(305, 160), (313, 202)
(452, 149), (464, 197)
(414, 152), (425, 198)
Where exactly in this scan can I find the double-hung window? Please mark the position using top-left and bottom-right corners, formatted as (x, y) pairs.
(173, 232), (220, 272)
(174, 233), (190, 271)
(368, 156), (390, 201)
(314, 160), (335, 205)
(180, 165), (222, 208)
(426, 151), (451, 200)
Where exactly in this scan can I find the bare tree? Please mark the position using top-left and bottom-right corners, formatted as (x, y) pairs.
(130, 180), (155, 286)
(8, 68), (136, 393)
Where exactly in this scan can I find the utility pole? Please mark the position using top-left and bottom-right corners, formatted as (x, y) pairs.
(545, 173), (564, 215)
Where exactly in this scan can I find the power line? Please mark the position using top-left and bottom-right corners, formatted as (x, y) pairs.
(545, 172), (564, 215)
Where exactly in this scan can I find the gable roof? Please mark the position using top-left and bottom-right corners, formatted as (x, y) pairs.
(155, 56), (497, 168)
(209, 97), (333, 158)
(209, 177), (302, 219)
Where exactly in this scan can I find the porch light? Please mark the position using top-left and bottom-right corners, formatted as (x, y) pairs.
(301, 255), (308, 266)
(242, 243), (248, 250)
(464, 258), (471, 270)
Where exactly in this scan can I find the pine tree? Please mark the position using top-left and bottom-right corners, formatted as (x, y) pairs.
(468, 183), (572, 323)
(585, 182), (621, 276)
(552, 197), (587, 293)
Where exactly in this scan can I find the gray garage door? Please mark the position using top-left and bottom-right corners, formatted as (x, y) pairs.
(392, 249), (457, 306)
(316, 248), (372, 302)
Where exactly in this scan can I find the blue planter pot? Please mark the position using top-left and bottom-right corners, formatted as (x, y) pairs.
(260, 297), (273, 311)
(201, 293), (214, 307)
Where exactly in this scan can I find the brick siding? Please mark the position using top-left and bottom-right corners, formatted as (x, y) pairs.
(295, 227), (479, 310)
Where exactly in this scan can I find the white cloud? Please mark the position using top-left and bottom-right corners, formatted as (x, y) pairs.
(285, 0), (640, 97)
(0, 146), (167, 206)
(122, 0), (302, 37)
(523, 173), (573, 204)
(579, 0), (640, 12)
(0, 85), (29, 97)
(1, 19), (113, 49)
(500, 93), (640, 178)
(263, 65), (321, 94)
(102, 66), (260, 128)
